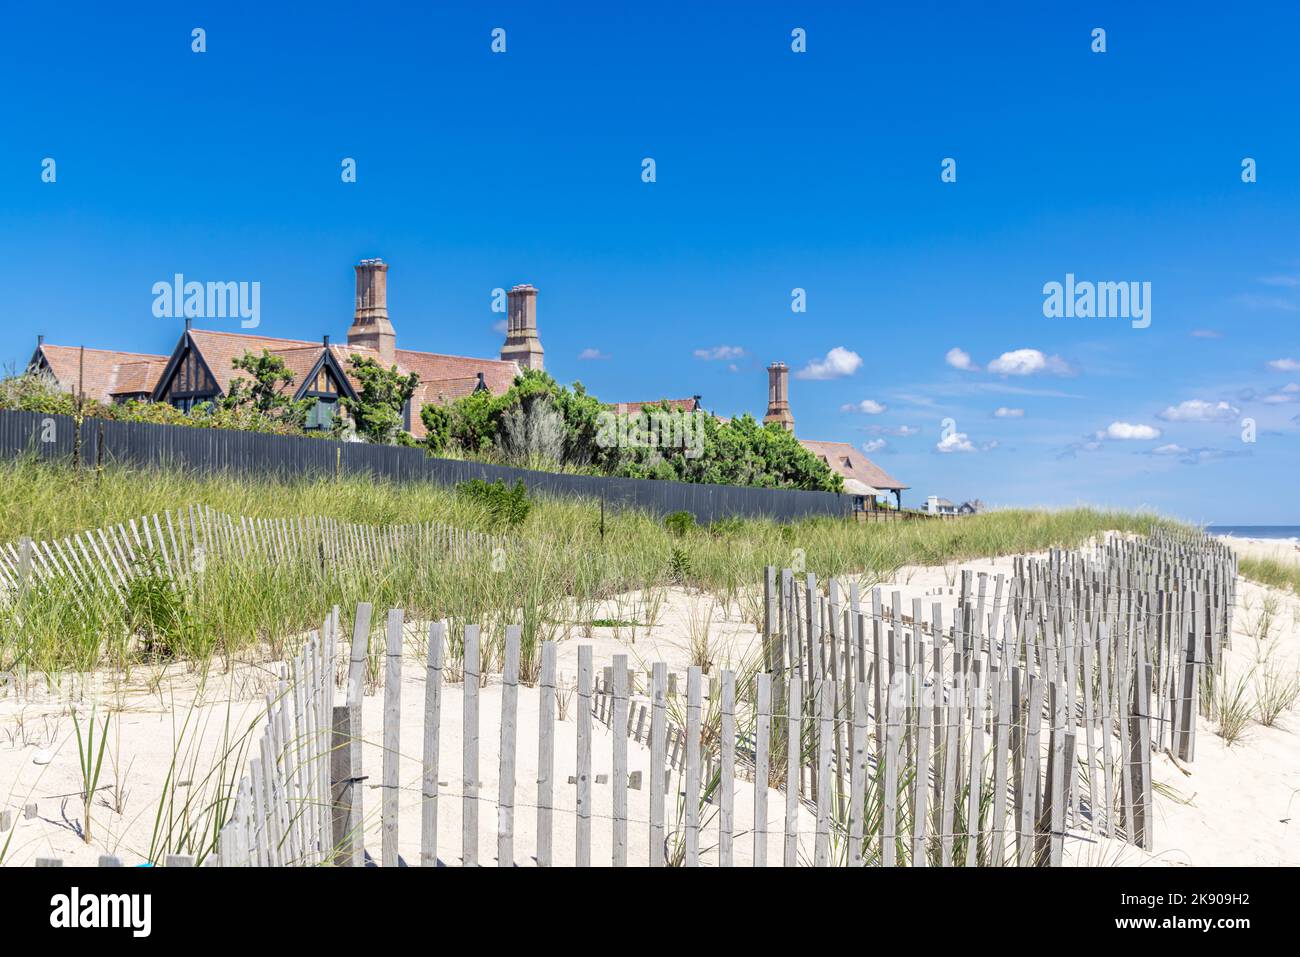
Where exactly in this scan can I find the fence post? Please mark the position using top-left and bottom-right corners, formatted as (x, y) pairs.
(381, 608), (403, 867)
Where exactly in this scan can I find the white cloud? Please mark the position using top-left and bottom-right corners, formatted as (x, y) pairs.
(864, 424), (920, 437)
(693, 345), (745, 361)
(993, 407), (1024, 418)
(1157, 399), (1240, 422)
(1152, 444), (1188, 455)
(577, 347), (610, 361)
(945, 347), (977, 371)
(987, 349), (1073, 377)
(492, 319), (508, 335)
(1190, 329), (1222, 339)
(936, 431), (976, 453)
(1259, 275), (1300, 287)
(796, 347), (862, 380)
(840, 399), (887, 414)
(862, 439), (887, 453)
(1267, 358), (1300, 372)
(1102, 421), (1162, 441)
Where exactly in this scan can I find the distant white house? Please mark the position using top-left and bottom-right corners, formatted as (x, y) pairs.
(926, 496), (985, 516)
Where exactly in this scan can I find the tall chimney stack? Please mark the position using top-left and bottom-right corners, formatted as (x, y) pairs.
(499, 284), (544, 371)
(763, 361), (794, 431)
(347, 258), (396, 366)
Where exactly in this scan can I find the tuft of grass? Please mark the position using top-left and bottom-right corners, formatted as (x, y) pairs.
(73, 704), (110, 844)
(1255, 666), (1300, 726)
(1215, 668), (1255, 746)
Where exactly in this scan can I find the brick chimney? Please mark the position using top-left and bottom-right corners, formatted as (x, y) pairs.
(764, 361), (794, 431)
(347, 258), (396, 366)
(499, 284), (544, 371)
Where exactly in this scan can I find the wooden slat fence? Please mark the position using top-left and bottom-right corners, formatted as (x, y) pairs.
(0, 506), (500, 606)
(204, 528), (1233, 867)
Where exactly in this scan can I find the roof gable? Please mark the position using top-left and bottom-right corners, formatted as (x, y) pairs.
(797, 439), (909, 491)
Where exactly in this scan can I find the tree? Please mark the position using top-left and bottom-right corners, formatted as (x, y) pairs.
(419, 370), (841, 491)
(222, 350), (311, 427)
(340, 355), (420, 444)
(419, 402), (452, 454)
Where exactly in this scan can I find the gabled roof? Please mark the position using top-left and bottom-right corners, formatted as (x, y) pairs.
(31, 345), (170, 404)
(797, 439), (909, 491)
(182, 329), (320, 396)
(38, 325), (524, 442)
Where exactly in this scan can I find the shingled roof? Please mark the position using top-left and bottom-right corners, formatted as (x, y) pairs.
(797, 439), (909, 492)
(32, 344), (170, 404)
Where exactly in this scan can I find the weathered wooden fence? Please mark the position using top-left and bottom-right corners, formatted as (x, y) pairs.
(0, 506), (499, 605)
(205, 528), (1233, 867)
(0, 409), (852, 524)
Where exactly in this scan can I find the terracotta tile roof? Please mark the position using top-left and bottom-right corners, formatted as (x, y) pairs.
(111, 359), (168, 396)
(420, 375), (489, 404)
(610, 397), (701, 415)
(797, 439), (909, 491)
(34, 345), (169, 404)
(184, 329), (320, 396)
(395, 348), (518, 396)
(42, 326), (523, 442)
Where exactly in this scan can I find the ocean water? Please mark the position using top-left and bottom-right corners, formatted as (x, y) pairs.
(1206, 525), (1300, 542)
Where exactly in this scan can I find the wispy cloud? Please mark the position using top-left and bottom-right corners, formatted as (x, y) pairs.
(864, 424), (921, 437)
(1267, 357), (1300, 372)
(840, 399), (887, 414)
(1258, 275), (1300, 287)
(1234, 293), (1298, 312)
(693, 345), (745, 361)
(577, 347), (610, 360)
(1157, 399), (1239, 422)
(1190, 329), (1222, 339)
(993, 406), (1024, 418)
(862, 439), (887, 453)
(492, 319), (508, 335)
(796, 346), (862, 380)
(1262, 383), (1300, 404)
(1149, 444), (1246, 466)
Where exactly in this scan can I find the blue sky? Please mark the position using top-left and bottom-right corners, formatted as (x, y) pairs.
(3, 2), (1299, 523)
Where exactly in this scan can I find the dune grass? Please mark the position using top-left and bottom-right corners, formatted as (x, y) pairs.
(0, 456), (1186, 676)
(1239, 556), (1300, 594)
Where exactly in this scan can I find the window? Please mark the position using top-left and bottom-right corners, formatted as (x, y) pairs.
(306, 397), (337, 430)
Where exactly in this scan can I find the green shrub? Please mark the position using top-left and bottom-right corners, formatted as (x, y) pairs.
(455, 478), (532, 528)
(664, 510), (696, 537)
(667, 544), (693, 582)
(125, 551), (192, 658)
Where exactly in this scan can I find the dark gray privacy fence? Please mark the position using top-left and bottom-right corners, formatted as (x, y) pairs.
(0, 410), (849, 524)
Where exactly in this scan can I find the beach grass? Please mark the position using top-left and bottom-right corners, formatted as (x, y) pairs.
(0, 456), (1187, 676)
(1239, 556), (1300, 594)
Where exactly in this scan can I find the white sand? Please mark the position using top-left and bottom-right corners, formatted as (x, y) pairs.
(2, 536), (1298, 866)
